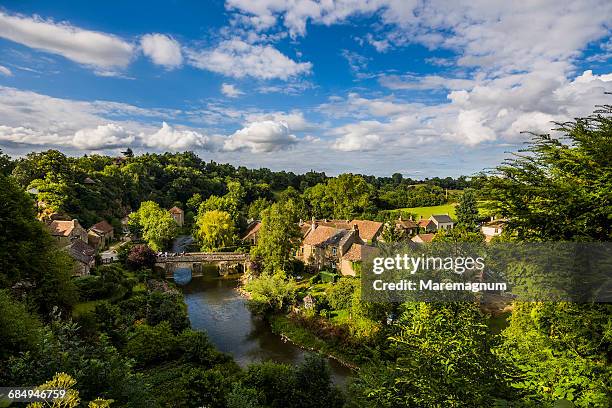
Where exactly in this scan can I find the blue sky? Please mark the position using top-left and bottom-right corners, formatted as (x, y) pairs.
(0, 0), (611, 176)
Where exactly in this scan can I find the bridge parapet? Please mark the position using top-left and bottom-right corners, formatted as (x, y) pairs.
(156, 252), (249, 263)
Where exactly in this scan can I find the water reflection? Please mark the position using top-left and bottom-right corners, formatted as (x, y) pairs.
(177, 269), (352, 386)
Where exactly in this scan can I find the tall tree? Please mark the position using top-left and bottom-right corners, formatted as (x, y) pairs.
(251, 200), (301, 275)
(455, 188), (479, 231)
(128, 201), (177, 251)
(195, 210), (236, 251)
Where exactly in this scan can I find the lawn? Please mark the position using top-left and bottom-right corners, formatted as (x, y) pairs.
(390, 203), (458, 219)
(72, 299), (105, 318)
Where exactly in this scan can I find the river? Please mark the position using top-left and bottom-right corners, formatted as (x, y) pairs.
(176, 268), (354, 386)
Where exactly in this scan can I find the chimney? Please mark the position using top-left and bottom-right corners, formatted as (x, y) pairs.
(409, 215), (413, 221)
(299, 218), (303, 225)
(398, 215), (402, 221)
(311, 216), (317, 232)
(353, 224), (360, 239)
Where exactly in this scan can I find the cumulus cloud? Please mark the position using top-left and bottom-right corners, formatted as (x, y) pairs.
(221, 83), (244, 97)
(0, 65), (12, 76)
(0, 125), (66, 146)
(140, 34), (183, 68)
(143, 122), (210, 150)
(72, 123), (135, 149)
(0, 11), (134, 71)
(186, 39), (312, 80)
(223, 120), (298, 152)
(244, 110), (312, 131)
(332, 132), (381, 152)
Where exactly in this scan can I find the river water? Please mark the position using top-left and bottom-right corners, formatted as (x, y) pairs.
(176, 269), (353, 386)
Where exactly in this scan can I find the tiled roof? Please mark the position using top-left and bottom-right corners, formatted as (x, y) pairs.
(396, 219), (418, 228)
(90, 220), (113, 234)
(418, 219), (433, 228)
(303, 225), (342, 246)
(68, 239), (95, 264)
(342, 243), (378, 262)
(349, 220), (383, 241)
(48, 220), (78, 237)
(430, 214), (453, 223)
(412, 233), (435, 243)
(169, 206), (184, 214)
(242, 221), (261, 240)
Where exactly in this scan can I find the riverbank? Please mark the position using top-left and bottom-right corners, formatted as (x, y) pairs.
(269, 314), (360, 371)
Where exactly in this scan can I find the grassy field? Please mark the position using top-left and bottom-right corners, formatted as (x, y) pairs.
(390, 203), (458, 218)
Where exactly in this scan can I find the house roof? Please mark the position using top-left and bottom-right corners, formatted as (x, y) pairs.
(349, 220), (383, 241)
(342, 243), (379, 262)
(303, 225), (343, 246)
(242, 221), (262, 240)
(396, 218), (418, 229)
(47, 220), (80, 237)
(169, 206), (184, 214)
(90, 220), (113, 234)
(430, 214), (453, 224)
(302, 219), (352, 229)
(412, 233), (435, 243)
(68, 239), (95, 264)
(83, 177), (96, 184)
(418, 219), (433, 228)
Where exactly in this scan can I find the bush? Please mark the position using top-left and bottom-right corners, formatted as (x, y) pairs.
(126, 244), (157, 270)
(126, 321), (178, 366)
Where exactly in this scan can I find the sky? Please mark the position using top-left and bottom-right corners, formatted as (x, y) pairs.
(0, 0), (610, 177)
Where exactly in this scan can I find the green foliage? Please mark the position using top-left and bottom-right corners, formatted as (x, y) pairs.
(251, 200), (301, 274)
(194, 209), (236, 251)
(0, 174), (77, 313)
(455, 188), (479, 231)
(245, 274), (297, 315)
(477, 107), (612, 240)
(0, 290), (43, 360)
(326, 278), (358, 310)
(304, 173), (377, 219)
(351, 302), (512, 407)
(496, 302), (611, 406)
(128, 201), (178, 251)
(126, 321), (178, 366)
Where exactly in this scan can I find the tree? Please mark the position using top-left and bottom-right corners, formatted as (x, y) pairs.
(455, 188), (479, 231)
(325, 173), (376, 219)
(245, 274), (297, 315)
(350, 302), (512, 407)
(251, 200), (301, 275)
(128, 201), (177, 251)
(477, 106), (612, 240)
(326, 278), (358, 310)
(126, 244), (157, 270)
(195, 210), (236, 251)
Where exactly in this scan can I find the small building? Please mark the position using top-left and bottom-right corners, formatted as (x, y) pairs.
(349, 219), (383, 243)
(411, 233), (435, 244)
(340, 242), (379, 276)
(67, 239), (96, 276)
(418, 217), (437, 232)
(169, 206), (184, 227)
(88, 220), (114, 249)
(395, 216), (418, 236)
(242, 220), (262, 245)
(430, 214), (454, 230)
(47, 219), (88, 247)
(481, 218), (506, 242)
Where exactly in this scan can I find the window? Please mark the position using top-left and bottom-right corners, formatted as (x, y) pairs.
(332, 247), (337, 255)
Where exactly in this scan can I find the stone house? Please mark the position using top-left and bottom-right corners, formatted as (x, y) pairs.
(67, 239), (96, 276)
(394, 215), (419, 236)
(46, 219), (88, 247)
(87, 220), (114, 249)
(299, 220), (378, 275)
(169, 206), (184, 227)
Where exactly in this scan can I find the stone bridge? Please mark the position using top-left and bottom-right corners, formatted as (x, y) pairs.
(155, 252), (250, 278)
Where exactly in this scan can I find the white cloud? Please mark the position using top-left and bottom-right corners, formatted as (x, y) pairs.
(332, 131), (381, 152)
(223, 120), (298, 152)
(244, 110), (312, 131)
(0, 65), (12, 76)
(0, 125), (66, 146)
(72, 123), (135, 149)
(140, 34), (183, 68)
(221, 83), (244, 97)
(187, 39), (311, 80)
(143, 122), (210, 151)
(0, 11), (134, 71)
